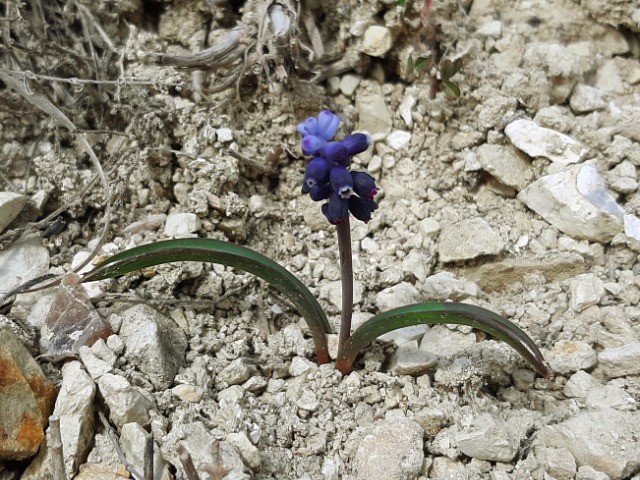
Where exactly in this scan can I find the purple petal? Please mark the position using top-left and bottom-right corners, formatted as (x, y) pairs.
(303, 157), (331, 190)
(321, 142), (349, 165)
(351, 171), (379, 200)
(317, 110), (341, 141)
(342, 133), (372, 156)
(297, 117), (318, 136)
(348, 196), (378, 223)
(301, 135), (326, 156)
(322, 193), (349, 224)
(309, 184), (331, 201)
(330, 167), (354, 199)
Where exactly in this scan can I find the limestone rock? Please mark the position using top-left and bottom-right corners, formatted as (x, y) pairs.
(120, 423), (169, 480)
(420, 325), (477, 358)
(356, 82), (392, 139)
(388, 341), (438, 376)
(456, 413), (518, 462)
(22, 361), (96, 480)
(438, 218), (504, 262)
(517, 162), (624, 242)
(163, 212), (200, 237)
(606, 160), (638, 194)
(422, 272), (480, 301)
(476, 144), (532, 191)
(564, 371), (601, 399)
(544, 340), (597, 375)
(360, 26), (392, 58)
(374, 282), (420, 311)
(598, 342), (640, 378)
(386, 130), (411, 151)
(570, 85), (607, 113)
(585, 385), (636, 411)
(505, 119), (589, 165)
(536, 409), (640, 480)
(119, 304), (187, 390)
(226, 432), (260, 470)
(0, 328), (56, 460)
(0, 191), (27, 233)
(537, 446), (577, 480)
(97, 374), (153, 428)
(569, 274), (605, 312)
(218, 358), (251, 386)
(352, 417), (424, 480)
(0, 237), (49, 299)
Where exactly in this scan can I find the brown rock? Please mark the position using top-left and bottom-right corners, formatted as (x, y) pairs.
(0, 328), (57, 460)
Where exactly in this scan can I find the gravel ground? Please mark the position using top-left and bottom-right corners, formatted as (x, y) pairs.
(1, 0), (640, 479)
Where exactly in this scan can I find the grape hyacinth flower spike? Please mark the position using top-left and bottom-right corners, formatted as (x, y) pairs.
(298, 110), (377, 350)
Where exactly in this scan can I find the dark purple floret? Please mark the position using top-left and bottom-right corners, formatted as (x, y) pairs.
(341, 133), (372, 156)
(348, 196), (378, 223)
(321, 142), (349, 166)
(309, 184), (331, 201)
(351, 171), (379, 200)
(301, 135), (326, 156)
(303, 157), (331, 192)
(322, 193), (349, 224)
(330, 166), (354, 199)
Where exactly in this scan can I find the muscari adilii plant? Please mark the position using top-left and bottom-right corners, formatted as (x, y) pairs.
(81, 111), (551, 379)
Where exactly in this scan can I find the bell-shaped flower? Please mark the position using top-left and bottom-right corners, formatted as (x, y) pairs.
(297, 110), (340, 141)
(302, 157), (331, 192)
(322, 192), (349, 224)
(351, 171), (379, 200)
(341, 133), (372, 157)
(330, 166), (354, 199)
(348, 196), (378, 223)
(309, 184), (331, 201)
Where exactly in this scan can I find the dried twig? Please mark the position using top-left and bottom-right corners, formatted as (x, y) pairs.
(98, 411), (144, 480)
(48, 416), (67, 480)
(177, 445), (201, 480)
(144, 433), (154, 480)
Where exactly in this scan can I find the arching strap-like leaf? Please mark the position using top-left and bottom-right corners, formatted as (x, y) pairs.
(81, 238), (331, 364)
(335, 302), (551, 378)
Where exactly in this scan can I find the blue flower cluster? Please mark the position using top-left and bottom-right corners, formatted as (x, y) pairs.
(297, 111), (378, 224)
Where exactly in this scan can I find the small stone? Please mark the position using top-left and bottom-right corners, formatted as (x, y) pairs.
(288, 356), (318, 377)
(219, 358), (252, 385)
(171, 384), (204, 403)
(420, 325), (477, 358)
(505, 119), (589, 165)
(123, 214), (167, 233)
(517, 162), (624, 243)
(378, 325), (429, 346)
(538, 447), (577, 480)
(536, 409), (640, 480)
(544, 340), (597, 375)
(570, 85), (607, 113)
(586, 385), (636, 411)
(569, 274), (605, 312)
(356, 82), (392, 138)
(0, 191), (27, 233)
(374, 282), (420, 311)
(598, 342), (640, 378)
(386, 130), (411, 151)
(388, 341), (438, 376)
(476, 20), (502, 37)
(456, 413), (518, 462)
(164, 212), (200, 237)
(216, 128), (233, 143)
(97, 374), (153, 428)
(607, 160), (638, 194)
(399, 94), (416, 129)
(476, 144), (532, 191)
(360, 26), (393, 58)
(120, 423), (169, 480)
(217, 385), (245, 404)
(421, 272), (480, 301)
(438, 218), (504, 262)
(564, 370), (601, 398)
(0, 237), (50, 299)
(577, 465), (612, 480)
(352, 417), (424, 480)
(0, 327), (57, 460)
(119, 304), (188, 390)
(339, 74), (360, 97)
(226, 432), (261, 470)
(296, 388), (320, 412)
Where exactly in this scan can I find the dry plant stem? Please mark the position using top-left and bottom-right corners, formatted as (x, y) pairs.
(48, 416), (67, 480)
(99, 411), (144, 480)
(177, 445), (201, 480)
(336, 218), (354, 352)
(144, 433), (154, 480)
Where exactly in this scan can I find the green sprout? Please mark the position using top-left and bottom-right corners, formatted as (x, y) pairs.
(82, 111), (551, 379)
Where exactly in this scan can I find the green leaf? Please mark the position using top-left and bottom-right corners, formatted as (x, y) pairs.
(81, 238), (332, 364)
(395, 0), (407, 6)
(335, 303), (551, 378)
(442, 80), (461, 98)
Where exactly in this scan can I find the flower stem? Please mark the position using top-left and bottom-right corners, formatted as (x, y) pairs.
(336, 217), (354, 352)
